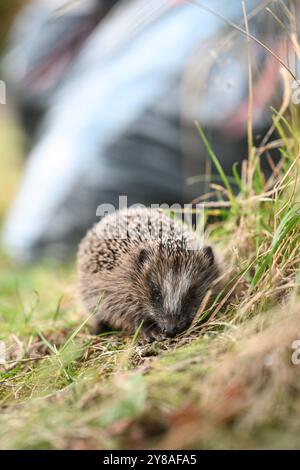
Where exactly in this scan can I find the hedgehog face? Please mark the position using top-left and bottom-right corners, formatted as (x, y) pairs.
(134, 244), (219, 339)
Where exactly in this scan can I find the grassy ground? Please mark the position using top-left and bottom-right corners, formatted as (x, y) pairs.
(0, 102), (300, 449)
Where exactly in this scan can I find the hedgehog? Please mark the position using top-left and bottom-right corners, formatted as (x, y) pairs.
(77, 207), (221, 341)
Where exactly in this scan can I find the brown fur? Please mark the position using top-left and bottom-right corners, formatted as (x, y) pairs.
(77, 208), (221, 341)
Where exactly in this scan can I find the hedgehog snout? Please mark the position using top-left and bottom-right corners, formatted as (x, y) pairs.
(163, 325), (178, 338)
(163, 321), (191, 338)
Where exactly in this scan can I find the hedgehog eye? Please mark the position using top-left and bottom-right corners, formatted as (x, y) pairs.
(181, 286), (202, 317)
(149, 281), (163, 306)
(184, 286), (197, 304)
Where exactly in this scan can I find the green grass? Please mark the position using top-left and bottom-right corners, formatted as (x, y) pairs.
(0, 97), (300, 450)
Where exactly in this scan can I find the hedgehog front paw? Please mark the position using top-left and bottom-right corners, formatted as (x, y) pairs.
(92, 320), (117, 335)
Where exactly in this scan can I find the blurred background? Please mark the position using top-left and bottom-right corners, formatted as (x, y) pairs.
(0, 0), (295, 263)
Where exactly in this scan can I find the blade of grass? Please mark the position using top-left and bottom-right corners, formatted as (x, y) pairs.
(195, 121), (237, 210)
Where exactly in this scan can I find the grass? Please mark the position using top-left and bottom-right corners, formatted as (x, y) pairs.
(0, 110), (299, 450)
(0, 56), (300, 449)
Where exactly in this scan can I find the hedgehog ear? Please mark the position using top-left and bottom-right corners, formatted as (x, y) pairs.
(202, 246), (214, 266)
(136, 247), (151, 267)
